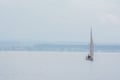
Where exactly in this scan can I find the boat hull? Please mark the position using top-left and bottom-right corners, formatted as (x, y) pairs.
(86, 55), (93, 61)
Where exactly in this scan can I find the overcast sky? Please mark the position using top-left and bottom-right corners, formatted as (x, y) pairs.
(0, 0), (120, 44)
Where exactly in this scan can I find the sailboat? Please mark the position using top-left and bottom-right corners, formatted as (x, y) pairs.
(86, 28), (94, 61)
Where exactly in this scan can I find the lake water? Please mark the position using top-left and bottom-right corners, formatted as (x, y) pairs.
(0, 52), (120, 80)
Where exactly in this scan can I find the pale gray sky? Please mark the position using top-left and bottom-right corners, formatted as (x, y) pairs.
(0, 0), (120, 44)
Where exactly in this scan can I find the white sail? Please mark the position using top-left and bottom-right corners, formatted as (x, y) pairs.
(90, 28), (94, 57)
(86, 27), (94, 61)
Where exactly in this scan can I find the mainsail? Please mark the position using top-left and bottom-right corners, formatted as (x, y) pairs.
(86, 28), (94, 61)
(90, 28), (94, 57)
